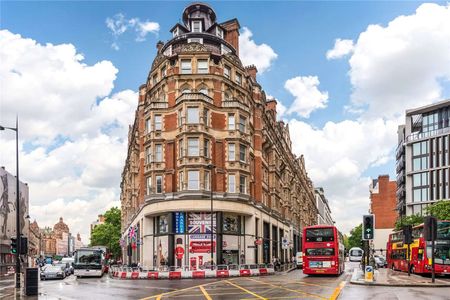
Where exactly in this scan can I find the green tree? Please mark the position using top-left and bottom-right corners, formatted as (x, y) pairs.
(425, 200), (450, 220)
(394, 214), (424, 230)
(347, 224), (362, 249)
(91, 207), (122, 259)
(343, 234), (350, 251)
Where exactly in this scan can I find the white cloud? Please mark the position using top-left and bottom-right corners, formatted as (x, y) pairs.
(285, 76), (329, 118)
(288, 118), (398, 233)
(0, 29), (137, 243)
(239, 27), (278, 73)
(326, 39), (354, 60)
(106, 14), (160, 49)
(347, 3), (450, 119)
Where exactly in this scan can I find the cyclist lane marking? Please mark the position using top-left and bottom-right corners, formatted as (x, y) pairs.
(199, 285), (212, 300)
(244, 277), (328, 300)
(329, 280), (346, 300)
(224, 280), (268, 300)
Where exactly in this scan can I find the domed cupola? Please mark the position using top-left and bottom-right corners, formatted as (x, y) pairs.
(182, 2), (217, 32)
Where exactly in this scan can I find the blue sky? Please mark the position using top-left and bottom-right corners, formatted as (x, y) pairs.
(1, 1), (450, 238)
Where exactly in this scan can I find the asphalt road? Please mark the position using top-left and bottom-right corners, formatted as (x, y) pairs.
(2, 262), (449, 299)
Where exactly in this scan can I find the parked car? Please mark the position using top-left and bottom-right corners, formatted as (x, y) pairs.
(40, 266), (66, 280)
(295, 252), (303, 269)
(61, 257), (75, 274)
(54, 262), (71, 276)
(374, 255), (387, 268)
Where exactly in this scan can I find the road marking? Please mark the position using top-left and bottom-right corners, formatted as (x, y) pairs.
(244, 277), (327, 300)
(140, 281), (218, 300)
(329, 281), (346, 300)
(199, 285), (212, 300)
(224, 280), (268, 300)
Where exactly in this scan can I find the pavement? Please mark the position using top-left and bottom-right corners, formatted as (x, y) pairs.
(350, 267), (450, 287)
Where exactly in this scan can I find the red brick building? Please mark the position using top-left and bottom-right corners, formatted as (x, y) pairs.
(120, 3), (317, 268)
(369, 175), (398, 251)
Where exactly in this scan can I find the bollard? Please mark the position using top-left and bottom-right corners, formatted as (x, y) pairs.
(364, 265), (373, 282)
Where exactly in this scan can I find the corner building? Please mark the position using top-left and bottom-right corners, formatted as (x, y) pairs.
(120, 3), (317, 268)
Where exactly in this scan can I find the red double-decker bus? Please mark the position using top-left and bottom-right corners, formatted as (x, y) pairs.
(302, 225), (345, 275)
(386, 220), (450, 275)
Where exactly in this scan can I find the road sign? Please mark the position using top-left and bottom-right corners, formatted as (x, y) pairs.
(362, 215), (375, 240)
(364, 266), (373, 282)
(282, 237), (289, 249)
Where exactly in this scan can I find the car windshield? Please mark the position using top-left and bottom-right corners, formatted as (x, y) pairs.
(350, 249), (363, 256)
(437, 221), (450, 240)
(46, 267), (62, 272)
(306, 228), (334, 242)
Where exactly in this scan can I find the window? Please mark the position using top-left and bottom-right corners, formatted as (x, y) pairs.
(181, 59), (192, 74)
(188, 138), (199, 156)
(146, 176), (152, 195)
(239, 116), (246, 133)
(224, 66), (231, 79)
(228, 143), (235, 161)
(204, 139), (210, 158)
(199, 87), (208, 96)
(187, 107), (199, 124)
(192, 21), (202, 32)
(179, 139), (184, 158)
(204, 171), (210, 191)
(161, 66), (166, 77)
(182, 87), (191, 94)
(239, 144), (246, 162)
(179, 171), (184, 191)
(178, 109), (183, 126)
(146, 118), (151, 133)
(154, 115), (162, 131)
(146, 147), (152, 164)
(235, 73), (242, 85)
(152, 75), (158, 85)
(197, 60), (208, 74)
(173, 27), (179, 37)
(155, 144), (163, 162)
(228, 174), (236, 193)
(188, 170), (200, 190)
(156, 175), (163, 193)
(228, 114), (235, 130)
(216, 27), (223, 38)
(239, 175), (247, 194)
(203, 108), (209, 126)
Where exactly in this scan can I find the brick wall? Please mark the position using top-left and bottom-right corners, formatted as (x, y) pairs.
(370, 175), (398, 229)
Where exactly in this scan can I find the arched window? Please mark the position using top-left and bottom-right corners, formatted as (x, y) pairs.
(180, 84), (192, 94)
(197, 85), (208, 96)
(224, 90), (232, 101)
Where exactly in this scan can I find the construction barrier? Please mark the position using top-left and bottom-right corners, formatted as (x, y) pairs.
(110, 264), (275, 280)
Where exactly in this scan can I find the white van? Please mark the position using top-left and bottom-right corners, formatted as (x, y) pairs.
(295, 252), (303, 268)
(349, 247), (364, 262)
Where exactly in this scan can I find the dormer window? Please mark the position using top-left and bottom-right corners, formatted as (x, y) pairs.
(173, 27), (179, 37)
(216, 27), (223, 39)
(192, 21), (202, 33)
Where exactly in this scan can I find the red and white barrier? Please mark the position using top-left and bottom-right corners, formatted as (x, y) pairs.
(110, 266), (274, 280)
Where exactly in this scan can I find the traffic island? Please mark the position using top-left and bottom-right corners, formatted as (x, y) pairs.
(110, 264), (275, 280)
(350, 268), (450, 287)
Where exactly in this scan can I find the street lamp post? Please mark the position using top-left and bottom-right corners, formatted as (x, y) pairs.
(0, 117), (21, 289)
(207, 164), (215, 269)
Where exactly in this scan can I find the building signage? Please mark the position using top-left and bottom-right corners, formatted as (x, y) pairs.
(174, 212), (185, 234)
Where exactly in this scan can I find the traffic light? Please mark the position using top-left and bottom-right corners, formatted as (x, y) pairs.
(20, 237), (28, 255)
(424, 216), (437, 241)
(362, 215), (375, 240)
(10, 237), (17, 254)
(403, 225), (413, 244)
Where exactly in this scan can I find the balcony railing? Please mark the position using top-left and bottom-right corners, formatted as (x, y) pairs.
(406, 126), (450, 143)
(222, 99), (250, 113)
(175, 92), (213, 105)
(148, 101), (168, 109)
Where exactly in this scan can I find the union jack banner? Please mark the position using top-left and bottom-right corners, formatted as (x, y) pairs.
(188, 212), (216, 234)
(128, 225), (138, 239)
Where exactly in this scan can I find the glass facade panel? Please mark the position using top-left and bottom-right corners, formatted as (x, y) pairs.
(188, 138), (199, 156)
(187, 171), (199, 190)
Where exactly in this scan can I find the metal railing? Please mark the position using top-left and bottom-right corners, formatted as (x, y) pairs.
(109, 263), (277, 274)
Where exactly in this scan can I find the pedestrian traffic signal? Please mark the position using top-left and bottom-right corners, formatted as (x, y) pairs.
(10, 237), (17, 254)
(362, 215), (375, 240)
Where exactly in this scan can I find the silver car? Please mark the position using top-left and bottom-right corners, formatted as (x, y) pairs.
(40, 265), (66, 280)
